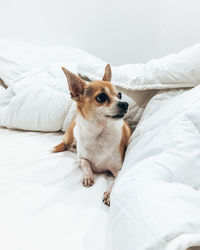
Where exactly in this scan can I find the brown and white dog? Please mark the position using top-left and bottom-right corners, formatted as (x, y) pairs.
(53, 64), (131, 206)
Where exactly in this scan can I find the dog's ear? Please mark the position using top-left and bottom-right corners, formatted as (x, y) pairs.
(62, 67), (86, 101)
(102, 64), (112, 82)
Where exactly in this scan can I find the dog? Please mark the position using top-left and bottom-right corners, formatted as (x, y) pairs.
(53, 64), (131, 206)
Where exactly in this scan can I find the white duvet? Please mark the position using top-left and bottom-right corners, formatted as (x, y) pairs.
(1, 38), (200, 249)
(109, 87), (200, 250)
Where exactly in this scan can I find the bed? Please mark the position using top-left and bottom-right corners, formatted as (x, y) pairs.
(0, 126), (111, 250)
(1, 38), (200, 250)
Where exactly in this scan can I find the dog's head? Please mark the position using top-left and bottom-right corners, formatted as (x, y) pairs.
(62, 64), (128, 121)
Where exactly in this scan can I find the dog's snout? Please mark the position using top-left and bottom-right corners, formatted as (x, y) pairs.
(117, 101), (129, 112)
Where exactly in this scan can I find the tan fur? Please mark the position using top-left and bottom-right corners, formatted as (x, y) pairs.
(0, 78), (7, 89)
(52, 142), (66, 153)
(53, 120), (76, 153)
(102, 64), (112, 82)
(77, 81), (118, 120)
(63, 119), (76, 146)
(119, 121), (132, 161)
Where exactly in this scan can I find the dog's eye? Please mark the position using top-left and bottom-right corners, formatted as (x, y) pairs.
(96, 93), (108, 103)
(118, 92), (122, 99)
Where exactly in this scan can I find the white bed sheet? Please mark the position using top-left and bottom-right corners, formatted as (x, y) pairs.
(0, 126), (111, 250)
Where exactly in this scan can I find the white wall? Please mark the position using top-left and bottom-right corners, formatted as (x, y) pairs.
(0, 0), (200, 65)
(158, 0), (200, 57)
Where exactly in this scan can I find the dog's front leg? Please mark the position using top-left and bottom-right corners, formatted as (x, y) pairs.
(79, 159), (94, 187)
(103, 169), (119, 206)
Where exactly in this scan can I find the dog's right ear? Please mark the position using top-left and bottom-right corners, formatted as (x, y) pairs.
(62, 67), (86, 102)
(102, 64), (112, 82)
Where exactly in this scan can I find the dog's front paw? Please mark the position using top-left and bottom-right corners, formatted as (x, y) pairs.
(82, 175), (94, 187)
(103, 191), (110, 206)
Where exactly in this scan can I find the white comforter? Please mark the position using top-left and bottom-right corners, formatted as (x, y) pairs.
(1, 38), (200, 249)
(110, 87), (200, 250)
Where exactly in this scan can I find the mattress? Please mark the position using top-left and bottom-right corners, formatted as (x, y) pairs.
(0, 126), (111, 250)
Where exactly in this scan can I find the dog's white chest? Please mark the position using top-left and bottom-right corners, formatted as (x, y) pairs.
(74, 118), (123, 173)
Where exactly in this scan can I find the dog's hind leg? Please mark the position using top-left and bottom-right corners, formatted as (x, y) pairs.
(52, 142), (66, 153)
(52, 120), (76, 153)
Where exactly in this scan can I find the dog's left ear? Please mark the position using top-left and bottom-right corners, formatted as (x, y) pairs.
(102, 64), (112, 82)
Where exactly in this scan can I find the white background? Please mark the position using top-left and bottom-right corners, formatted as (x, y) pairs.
(1, 0), (200, 65)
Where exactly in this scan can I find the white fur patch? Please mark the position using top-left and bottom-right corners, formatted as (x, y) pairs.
(74, 114), (123, 175)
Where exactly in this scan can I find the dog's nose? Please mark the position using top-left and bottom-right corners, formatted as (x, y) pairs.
(117, 101), (129, 112)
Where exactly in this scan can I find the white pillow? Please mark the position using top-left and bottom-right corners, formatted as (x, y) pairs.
(0, 38), (104, 86)
(0, 62), (76, 132)
(1, 39), (199, 133)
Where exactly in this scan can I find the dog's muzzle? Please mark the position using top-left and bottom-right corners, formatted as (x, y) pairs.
(106, 101), (129, 119)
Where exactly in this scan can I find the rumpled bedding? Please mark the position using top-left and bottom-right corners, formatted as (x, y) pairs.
(109, 87), (200, 250)
(1, 39), (200, 133)
(1, 38), (200, 249)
